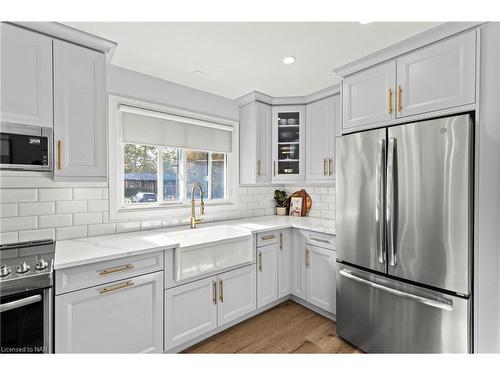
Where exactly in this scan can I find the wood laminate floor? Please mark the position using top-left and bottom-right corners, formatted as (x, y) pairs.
(184, 300), (363, 354)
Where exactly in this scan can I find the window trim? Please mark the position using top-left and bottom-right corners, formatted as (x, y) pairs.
(108, 95), (240, 221)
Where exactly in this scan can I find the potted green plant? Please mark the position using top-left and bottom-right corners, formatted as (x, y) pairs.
(274, 189), (288, 216)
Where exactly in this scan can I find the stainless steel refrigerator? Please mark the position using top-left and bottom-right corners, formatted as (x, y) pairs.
(335, 114), (473, 353)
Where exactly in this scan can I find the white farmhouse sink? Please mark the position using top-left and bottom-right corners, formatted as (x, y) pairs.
(166, 225), (253, 281)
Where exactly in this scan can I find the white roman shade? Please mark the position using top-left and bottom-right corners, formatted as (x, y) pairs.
(119, 105), (233, 153)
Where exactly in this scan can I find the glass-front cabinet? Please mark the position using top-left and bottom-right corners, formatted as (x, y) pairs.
(272, 105), (305, 181)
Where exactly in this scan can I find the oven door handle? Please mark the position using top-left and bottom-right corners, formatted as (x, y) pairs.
(0, 294), (42, 313)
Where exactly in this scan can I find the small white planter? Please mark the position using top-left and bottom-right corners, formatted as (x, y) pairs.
(276, 207), (287, 216)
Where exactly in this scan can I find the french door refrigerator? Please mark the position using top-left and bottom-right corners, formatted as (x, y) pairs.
(335, 114), (473, 353)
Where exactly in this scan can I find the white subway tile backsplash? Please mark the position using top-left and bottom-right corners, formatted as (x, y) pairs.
(116, 221), (141, 233)
(73, 188), (102, 200)
(19, 202), (55, 216)
(102, 188), (109, 199)
(88, 223), (116, 237)
(1, 189), (37, 202)
(39, 188), (72, 201)
(87, 199), (108, 212)
(73, 212), (102, 226)
(39, 214), (72, 229)
(0, 203), (18, 218)
(56, 226), (88, 240)
(19, 229), (55, 242)
(0, 216), (37, 232)
(140, 219), (162, 230)
(0, 231), (19, 244)
(56, 200), (87, 214)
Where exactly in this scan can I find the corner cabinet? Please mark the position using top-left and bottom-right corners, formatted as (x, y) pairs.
(0, 23), (53, 128)
(342, 30), (476, 133)
(239, 101), (272, 184)
(272, 105), (305, 181)
(53, 39), (107, 179)
(306, 95), (339, 181)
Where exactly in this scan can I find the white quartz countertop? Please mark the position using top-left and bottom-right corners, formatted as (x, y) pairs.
(55, 215), (334, 270)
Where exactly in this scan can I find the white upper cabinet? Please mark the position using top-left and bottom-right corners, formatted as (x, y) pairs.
(306, 95), (339, 181)
(305, 246), (336, 314)
(396, 31), (476, 118)
(257, 243), (278, 308)
(217, 265), (256, 326)
(341, 30), (477, 132)
(342, 61), (396, 130)
(55, 271), (163, 353)
(272, 105), (305, 182)
(0, 23), (53, 128)
(53, 39), (106, 179)
(239, 101), (272, 184)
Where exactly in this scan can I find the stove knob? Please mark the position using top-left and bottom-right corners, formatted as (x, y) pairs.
(0, 265), (12, 277)
(35, 258), (49, 271)
(16, 262), (31, 274)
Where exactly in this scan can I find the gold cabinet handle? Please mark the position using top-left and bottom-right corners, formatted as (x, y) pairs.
(329, 158), (333, 176)
(310, 236), (330, 244)
(257, 160), (261, 176)
(219, 279), (224, 303)
(388, 88), (393, 114)
(99, 281), (134, 294)
(279, 232), (283, 251)
(258, 252), (263, 272)
(397, 85), (402, 112)
(323, 158), (328, 176)
(99, 264), (134, 276)
(261, 234), (276, 241)
(212, 280), (217, 305)
(305, 249), (310, 268)
(273, 160), (276, 176)
(57, 140), (62, 170)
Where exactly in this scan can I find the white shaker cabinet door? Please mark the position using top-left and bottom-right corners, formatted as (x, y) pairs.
(217, 265), (256, 326)
(396, 30), (476, 118)
(165, 276), (218, 351)
(255, 102), (273, 184)
(278, 229), (292, 298)
(342, 61), (396, 131)
(53, 39), (106, 178)
(306, 246), (336, 314)
(290, 231), (306, 299)
(0, 23), (53, 127)
(257, 243), (278, 308)
(55, 271), (163, 353)
(306, 95), (338, 181)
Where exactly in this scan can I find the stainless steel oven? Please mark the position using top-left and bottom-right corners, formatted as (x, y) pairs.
(0, 240), (54, 354)
(0, 123), (53, 171)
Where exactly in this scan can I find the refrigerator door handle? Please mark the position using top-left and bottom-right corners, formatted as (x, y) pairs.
(376, 139), (386, 264)
(339, 269), (454, 311)
(386, 137), (397, 267)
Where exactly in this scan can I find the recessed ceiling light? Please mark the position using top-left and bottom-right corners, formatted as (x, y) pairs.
(192, 70), (205, 76)
(282, 56), (296, 65)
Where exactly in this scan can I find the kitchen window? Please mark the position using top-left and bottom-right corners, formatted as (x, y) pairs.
(123, 144), (227, 205)
(108, 95), (239, 221)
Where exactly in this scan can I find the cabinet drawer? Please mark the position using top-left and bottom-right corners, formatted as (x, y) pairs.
(257, 231), (278, 247)
(56, 251), (164, 295)
(304, 231), (335, 250)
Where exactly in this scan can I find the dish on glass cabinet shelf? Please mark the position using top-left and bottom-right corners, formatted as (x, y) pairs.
(284, 168), (294, 174)
(279, 118), (288, 125)
(287, 118), (298, 125)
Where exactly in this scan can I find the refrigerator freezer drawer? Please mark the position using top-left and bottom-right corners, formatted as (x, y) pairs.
(336, 263), (470, 353)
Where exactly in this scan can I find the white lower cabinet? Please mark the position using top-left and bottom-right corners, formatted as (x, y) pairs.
(277, 229), (292, 298)
(165, 276), (218, 351)
(306, 245), (337, 314)
(164, 264), (256, 351)
(257, 243), (278, 308)
(55, 271), (163, 353)
(291, 230), (306, 299)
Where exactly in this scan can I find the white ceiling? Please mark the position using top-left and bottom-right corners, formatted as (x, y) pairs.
(65, 22), (440, 99)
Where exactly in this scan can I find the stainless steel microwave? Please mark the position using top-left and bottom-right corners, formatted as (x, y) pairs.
(0, 123), (53, 171)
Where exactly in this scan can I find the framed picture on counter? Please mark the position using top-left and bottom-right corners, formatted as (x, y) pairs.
(289, 196), (303, 216)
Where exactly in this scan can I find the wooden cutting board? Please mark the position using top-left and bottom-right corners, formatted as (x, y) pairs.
(288, 189), (312, 216)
